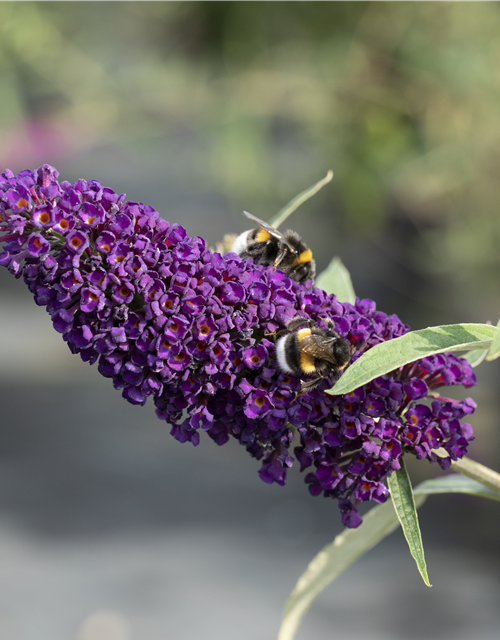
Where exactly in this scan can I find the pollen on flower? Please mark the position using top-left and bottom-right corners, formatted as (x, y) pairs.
(0, 164), (478, 529)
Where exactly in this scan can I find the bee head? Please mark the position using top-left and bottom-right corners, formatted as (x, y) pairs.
(333, 336), (352, 369)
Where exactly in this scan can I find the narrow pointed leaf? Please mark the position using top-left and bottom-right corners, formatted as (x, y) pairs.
(414, 474), (500, 501)
(387, 460), (431, 587)
(486, 318), (500, 361)
(315, 256), (356, 303)
(277, 493), (427, 640)
(269, 170), (333, 229)
(330, 323), (496, 395)
(463, 348), (488, 367)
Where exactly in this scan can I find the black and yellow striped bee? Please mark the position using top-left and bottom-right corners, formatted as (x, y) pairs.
(276, 316), (351, 392)
(232, 211), (316, 284)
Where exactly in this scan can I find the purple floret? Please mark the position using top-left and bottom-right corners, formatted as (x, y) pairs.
(0, 164), (478, 528)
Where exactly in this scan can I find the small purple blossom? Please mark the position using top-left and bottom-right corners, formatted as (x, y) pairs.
(0, 165), (478, 528)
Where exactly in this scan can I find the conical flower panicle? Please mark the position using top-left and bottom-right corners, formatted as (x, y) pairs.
(0, 165), (477, 527)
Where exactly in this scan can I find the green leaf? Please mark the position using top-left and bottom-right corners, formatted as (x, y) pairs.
(387, 459), (431, 587)
(486, 319), (500, 361)
(463, 348), (488, 367)
(278, 458), (500, 640)
(268, 170), (333, 229)
(330, 323), (496, 395)
(315, 256), (356, 304)
(277, 493), (427, 640)
(414, 474), (500, 501)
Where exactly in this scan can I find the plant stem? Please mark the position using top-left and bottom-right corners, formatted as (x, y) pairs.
(450, 456), (500, 494)
(432, 449), (500, 493)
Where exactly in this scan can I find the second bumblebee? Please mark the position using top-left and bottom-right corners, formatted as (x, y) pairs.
(232, 211), (316, 284)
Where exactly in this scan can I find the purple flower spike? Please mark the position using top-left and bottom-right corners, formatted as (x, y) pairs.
(0, 164), (478, 528)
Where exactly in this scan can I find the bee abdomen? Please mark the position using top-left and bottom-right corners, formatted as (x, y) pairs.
(276, 334), (297, 374)
(231, 230), (251, 256)
(276, 328), (316, 376)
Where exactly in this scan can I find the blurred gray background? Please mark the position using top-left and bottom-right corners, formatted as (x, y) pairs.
(0, 3), (499, 639)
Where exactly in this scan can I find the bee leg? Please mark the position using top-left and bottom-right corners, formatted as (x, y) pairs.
(273, 246), (288, 268)
(319, 317), (336, 331)
(299, 377), (325, 392)
(265, 328), (289, 340)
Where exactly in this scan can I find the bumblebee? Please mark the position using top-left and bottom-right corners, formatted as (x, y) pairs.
(232, 211), (316, 284)
(275, 317), (351, 392)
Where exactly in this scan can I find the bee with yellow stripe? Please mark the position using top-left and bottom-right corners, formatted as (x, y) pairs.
(276, 317), (351, 392)
(232, 211), (316, 284)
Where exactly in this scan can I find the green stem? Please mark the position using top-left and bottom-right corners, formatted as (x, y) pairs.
(268, 170), (333, 229)
(433, 448), (500, 494)
(450, 456), (500, 494)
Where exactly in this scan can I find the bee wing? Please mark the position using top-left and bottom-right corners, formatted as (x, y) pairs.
(243, 211), (297, 254)
(300, 335), (339, 365)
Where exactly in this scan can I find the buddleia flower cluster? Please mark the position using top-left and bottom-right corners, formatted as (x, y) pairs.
(0, 165), (477, 527)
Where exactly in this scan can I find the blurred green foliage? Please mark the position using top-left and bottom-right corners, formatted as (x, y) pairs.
(1, 2), (500, 294)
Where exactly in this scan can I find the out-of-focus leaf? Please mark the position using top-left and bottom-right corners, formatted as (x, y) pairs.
(277, 493), (427, 640)
(387, 460), (431, 587)
(414, 474), (500, 501)
(315, 256), (356, 304)
(330, 323), (496, 395)
(269, 170), (333, 229)
(463, 348), (488, 367)
(486, 319), (500, 361)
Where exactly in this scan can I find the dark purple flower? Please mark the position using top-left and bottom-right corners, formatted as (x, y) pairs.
(27, 233), (50, 256)
(66, 230), (89, 254)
